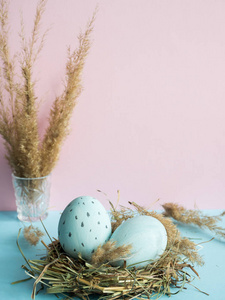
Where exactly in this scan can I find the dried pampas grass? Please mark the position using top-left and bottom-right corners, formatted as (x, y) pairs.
(91, 241), (132, 267)
(0, 0), (95, 179)
(23, 225), (44, 246)
(162, 202), (225, 239)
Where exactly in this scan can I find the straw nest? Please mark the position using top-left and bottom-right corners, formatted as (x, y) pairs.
(17, 201), (210, 300)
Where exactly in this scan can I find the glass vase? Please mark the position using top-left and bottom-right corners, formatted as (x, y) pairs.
(12, 174), (51, 222)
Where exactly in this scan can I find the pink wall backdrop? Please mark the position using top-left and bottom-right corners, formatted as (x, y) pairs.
(1, 0), (225, 211)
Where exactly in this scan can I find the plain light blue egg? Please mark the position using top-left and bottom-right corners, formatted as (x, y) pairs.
(110, 215), (167, 268)
(58, 196), (112, 261)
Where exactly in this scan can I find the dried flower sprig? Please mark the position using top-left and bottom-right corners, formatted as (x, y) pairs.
(23, 225), (44, 246)
(162, 202), (225, 239)
(0, 0), (95, 178)
(91, 241), (132, 266)
(39, 10), (96, 176)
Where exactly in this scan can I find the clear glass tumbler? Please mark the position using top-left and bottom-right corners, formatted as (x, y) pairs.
(12, 174), (51, 222)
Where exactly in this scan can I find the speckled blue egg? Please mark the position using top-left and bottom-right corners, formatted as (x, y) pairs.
(110, 215), (167, 268)
(58, 196), (112, 261)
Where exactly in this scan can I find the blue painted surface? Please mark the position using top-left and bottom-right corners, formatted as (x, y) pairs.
(0, 210), (225, 300)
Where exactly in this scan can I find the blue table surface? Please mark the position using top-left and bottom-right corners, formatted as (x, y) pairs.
(0, 210), (225, 300)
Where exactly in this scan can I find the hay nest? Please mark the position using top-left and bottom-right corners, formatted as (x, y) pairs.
(17, 201), (213, 300)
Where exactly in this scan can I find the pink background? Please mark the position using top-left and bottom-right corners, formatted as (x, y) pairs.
(0, 0), (225, 211)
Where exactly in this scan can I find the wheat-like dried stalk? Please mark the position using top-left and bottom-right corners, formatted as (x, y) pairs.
(91, 240), (132, 266)
(39, 12), (95, 176)
(0, 0), (95, 179)
(162, 202), (225, 239)
(23, 224), (45, 246)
